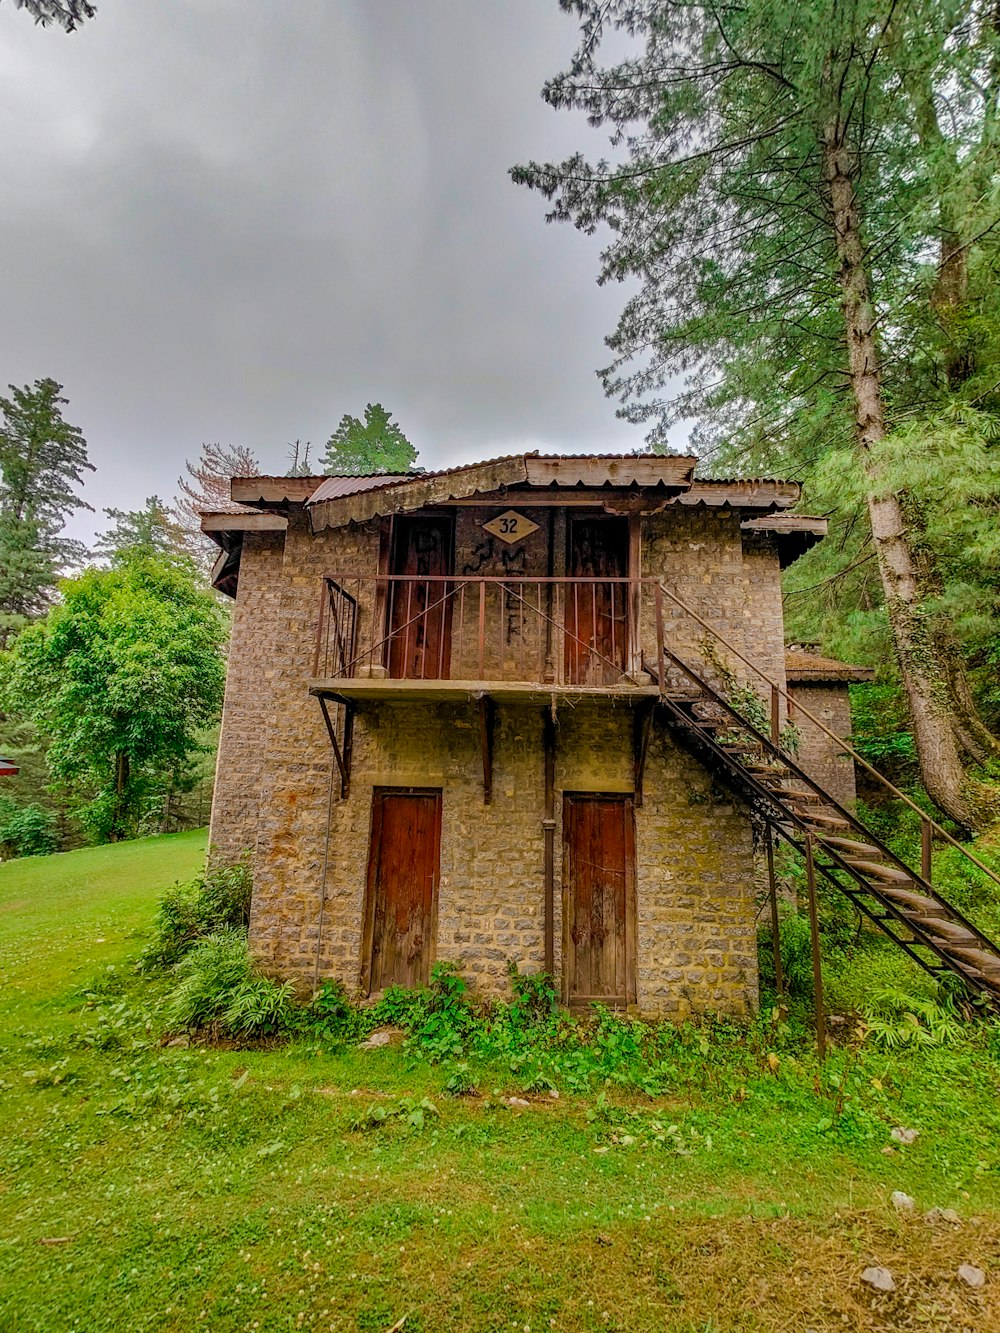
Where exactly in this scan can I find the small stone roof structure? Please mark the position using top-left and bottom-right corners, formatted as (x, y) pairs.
(785, 650), (874, 684)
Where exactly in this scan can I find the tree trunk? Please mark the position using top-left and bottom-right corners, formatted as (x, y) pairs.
(111, 750), (130, 842)
(821, 119), (991, 832)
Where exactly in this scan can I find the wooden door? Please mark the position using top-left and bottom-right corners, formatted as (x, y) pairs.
(564, 516), (628, 685)
(363, 789), (442, 993)
(562, 794), (636, 1008)
(387, 517), (453, 679)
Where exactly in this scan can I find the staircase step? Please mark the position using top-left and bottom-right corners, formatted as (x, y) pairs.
(820, 835), (885, 858)
(841, 859), (914, 884)
(797, 812), (852, 831)
(948, 947), (1000, 976)
(921, 918), (980, 946)
(881, 888), (950, 915)
(769, 787), (824, 804)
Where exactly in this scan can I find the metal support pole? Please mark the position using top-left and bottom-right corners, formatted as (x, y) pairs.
(804, 833), (826, 1061)
(765, 825), (786, 1019)
(771, 683), (780, 747)
(542, 705), (556, 977)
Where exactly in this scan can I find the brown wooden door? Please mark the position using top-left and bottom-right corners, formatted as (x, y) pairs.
(387, 517), (453, 679)
(564, 516), (628, 685)
(363, 789), (442, 993)
(562, 793), (635, 1008)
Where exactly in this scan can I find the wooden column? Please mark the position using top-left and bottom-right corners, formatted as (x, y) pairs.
(542, 705), (556, 977)
(628, 512), (642, 677)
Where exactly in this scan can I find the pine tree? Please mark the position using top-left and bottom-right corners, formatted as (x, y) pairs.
(513, 0), (1000, 829)
(94, 496), (188, 564)
(3, 1), (95, 29)
(321, 404), (417, 476)
(0, 378), (93, 647)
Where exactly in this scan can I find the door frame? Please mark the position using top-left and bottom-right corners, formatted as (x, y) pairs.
(564, 513), (630, 683)
(560, 791), (638, 1009)
(385, 514), (456, 679)
(360, 786), (443, 996)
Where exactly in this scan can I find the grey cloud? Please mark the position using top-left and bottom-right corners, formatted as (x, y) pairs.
(0, 0), (688, 544)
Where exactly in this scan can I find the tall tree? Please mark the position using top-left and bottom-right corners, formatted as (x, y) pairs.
(321, 403), (418, 476)
(1, 551), (227, 842)
(0, 378), (93, 647)
(514, 0), (1000, 829)
(94, 496), (188, 564)
(2, 1), (95, 29)
(172, 442), (260, 572)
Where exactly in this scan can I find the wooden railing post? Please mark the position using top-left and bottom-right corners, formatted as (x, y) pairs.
(770, 683), (780, 747)
(804, 834), (826, 1061)
(654, 583), (665, 691)
(921, 817), (933, 885)
(766, 826), (786, 1020)
(477, 579), (486, 680)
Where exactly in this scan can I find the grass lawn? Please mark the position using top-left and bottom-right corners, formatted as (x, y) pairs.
(1, 833), (998, 1332)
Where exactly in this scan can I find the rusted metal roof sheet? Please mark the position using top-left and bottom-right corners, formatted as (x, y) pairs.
(309, 455), (535, 531)
(0, 755), (19, 777)
(230, 475), (325, 507)
(308, 452), (702, 531)
(785, 650), (874, 684)
(675, 478), (802, 509)
(741, 512), (827, 567)
(307, 473), (416, 504)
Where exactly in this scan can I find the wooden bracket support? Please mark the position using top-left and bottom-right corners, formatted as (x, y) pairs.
(633, 698), (655, 807)
(476, 692), (496, 804)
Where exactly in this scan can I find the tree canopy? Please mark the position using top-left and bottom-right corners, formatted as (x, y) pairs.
(1, 551), (227, 842)
(514, 0), (1000, 829)
(0, 378), (93, 646)
(321, 403), (418, 476)
(3, 1), (95, 29)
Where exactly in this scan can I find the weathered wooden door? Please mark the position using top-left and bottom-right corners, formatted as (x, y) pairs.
(562, 793), (636, 1008)
(387, 517), (453, 679)
(564, 516), (628, 685)
(363, 788), (442, 993)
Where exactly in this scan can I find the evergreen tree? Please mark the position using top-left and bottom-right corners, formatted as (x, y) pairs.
(514, 0), (1000, 829)
(94, 496), (188, 564)
(0, 378), (93, 647)
(321, 403), (417, 476)
(2, 1), (95, 29)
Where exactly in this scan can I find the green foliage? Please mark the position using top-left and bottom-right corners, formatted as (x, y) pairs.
(94, 496), (189, 565)
(0, 377), (93, 647)
(0, 798), (58, 859)
(860, 987), (966, 1050)
(305, 979), (369, 1045)
(350, 1096), (439, 1134)
(162, 929), (295, 1037)
(1, 550), (227, 842)
(142, 857), (253, 967)
(321, 403), (418, 477)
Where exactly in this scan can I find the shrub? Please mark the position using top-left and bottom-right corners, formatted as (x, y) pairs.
(162, 928), (294, 1037)
(143, 856), (252, 966)
(859, 986), (965, 1049)
(304, 979), (370, 1044)
(0, 801), (59, 859)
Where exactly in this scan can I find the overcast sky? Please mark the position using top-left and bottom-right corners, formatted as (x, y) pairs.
(0, 0), (682, 544)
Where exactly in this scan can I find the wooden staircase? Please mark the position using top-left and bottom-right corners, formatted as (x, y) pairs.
(656, 659), (1000, 1009)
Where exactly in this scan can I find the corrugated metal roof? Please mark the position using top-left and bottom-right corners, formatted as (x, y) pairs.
(0, 754), (19, 776)
(307, 473), (416, 504)
(785, 650), (874, 683)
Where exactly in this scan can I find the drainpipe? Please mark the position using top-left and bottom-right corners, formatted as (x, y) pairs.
(542, 705), (556, 976)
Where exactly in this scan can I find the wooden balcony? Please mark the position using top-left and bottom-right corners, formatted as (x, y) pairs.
(309, 575), (670, 704)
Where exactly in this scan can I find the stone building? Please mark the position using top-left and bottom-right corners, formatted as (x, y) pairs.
(203, 453), (859, 1018)
(785, 650), (874, 807)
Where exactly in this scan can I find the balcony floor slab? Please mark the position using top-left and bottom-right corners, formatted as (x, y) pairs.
(308, 677), (677, 705)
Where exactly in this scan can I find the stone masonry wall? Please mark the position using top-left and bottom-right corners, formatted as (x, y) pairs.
(789, 682), (859, 808)
(208, 498), (779, 1017)
(208, 530), (287, 864)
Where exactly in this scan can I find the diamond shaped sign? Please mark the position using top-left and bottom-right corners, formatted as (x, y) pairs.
(482, 509), (540, 544)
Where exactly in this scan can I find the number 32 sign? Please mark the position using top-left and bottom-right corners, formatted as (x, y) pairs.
(482, 509), (540, 545)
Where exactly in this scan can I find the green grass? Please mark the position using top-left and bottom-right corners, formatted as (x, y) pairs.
(1, 834), (999, 1332)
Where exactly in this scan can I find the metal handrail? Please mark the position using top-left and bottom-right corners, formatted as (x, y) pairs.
(656, 581), (1000, 896)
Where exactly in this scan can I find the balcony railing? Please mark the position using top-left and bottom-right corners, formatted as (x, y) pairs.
(313, 575), (671, 689)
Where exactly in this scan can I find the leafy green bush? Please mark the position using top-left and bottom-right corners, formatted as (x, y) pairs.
(305, 979), (371, 1045)
(162, 929), (294, 1037)
(143, 857), (252, 966)
(0, 800), (59, 859)
(860, 986), (965, 1049)
(758, 909), (816, 998)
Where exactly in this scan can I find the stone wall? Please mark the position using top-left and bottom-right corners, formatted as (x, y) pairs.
(789, 682), (859, 807)
(209, 497), (781, 1017)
